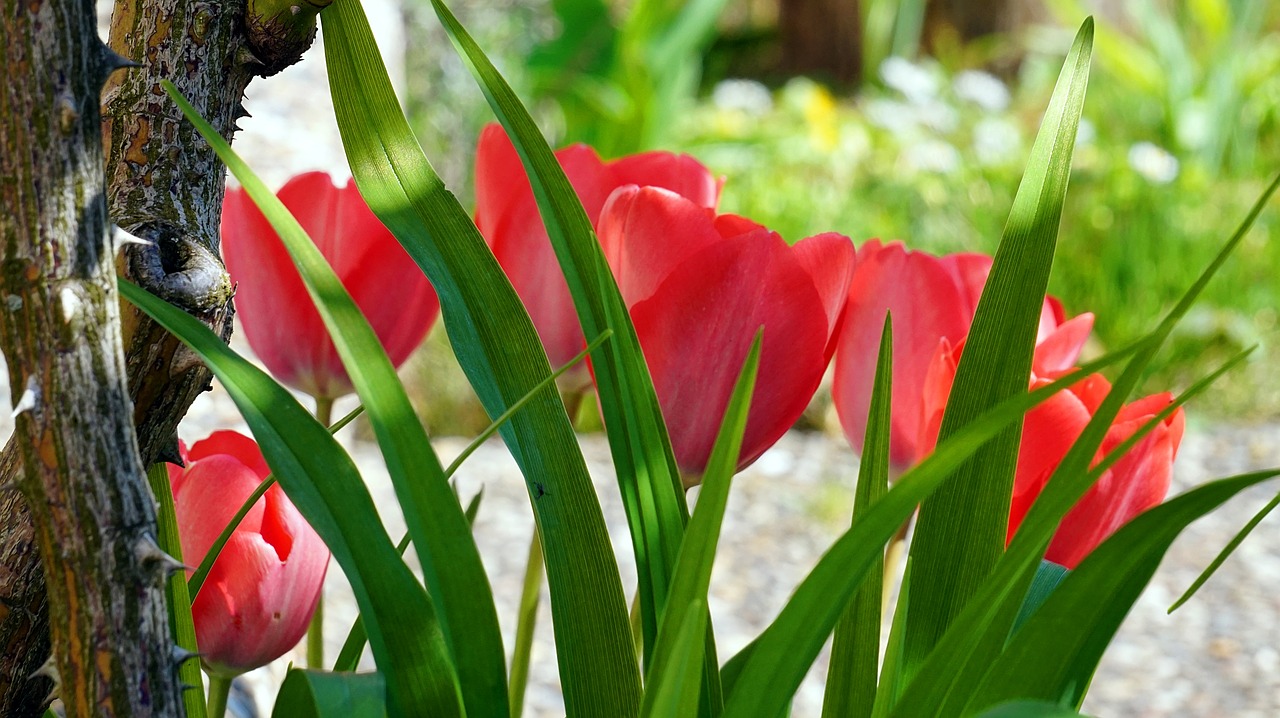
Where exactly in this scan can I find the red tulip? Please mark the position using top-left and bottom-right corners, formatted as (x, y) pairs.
(221, 172), (440, 400)
(168, 431), (329, 676)
(918, 336), (1185, 568)
(832, 240), (1074, 473)
(597, 186), (854, 478)
(474, 124), (720, 379)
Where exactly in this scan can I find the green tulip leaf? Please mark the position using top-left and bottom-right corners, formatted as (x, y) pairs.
(163, 80), (508, 718)
(1169, 487), (1280, 612)
(321, 2), (641, 714)
(330, 332), (609, 674)
(965, 469), (1280, 713)
(900, 18), (1093, 676)
(973, 700), (1095, 718)
(427, 0), (692, 675)
(717, 345), (1134, 718)
(889, 347), (1257, 717)
(822, 316), (892, 718)
(145, 463), (206, 718)
(271, 669), (387, 718)
(642, 334), (761, 716)
(120, 280), (460, 718)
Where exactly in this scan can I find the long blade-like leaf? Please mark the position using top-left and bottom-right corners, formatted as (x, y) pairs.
(901, 19), (1093, 674)
(426, 0), (691, 669)
(966, 470), (1280, 713)
(163, 81), (508, 718)
(121, 280), (460, 717)
(1169, 488), (1280, 612)
(642, 335), (761, 716)
(272, 669), (387, 718)
(822, 317), (892, 718)
(889, 347), (1258, 717)
(321, 3), (641, 713)
(719, 346), (1131, 718)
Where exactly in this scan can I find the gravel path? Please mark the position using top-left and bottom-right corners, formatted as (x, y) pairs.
(7, 5), (1274, 715)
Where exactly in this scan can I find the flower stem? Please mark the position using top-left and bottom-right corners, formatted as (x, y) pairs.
(206, 674), (232, 718)
(306, 395), (334, 669)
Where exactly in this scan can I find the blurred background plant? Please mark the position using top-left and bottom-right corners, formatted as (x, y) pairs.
(401, 0), (1280, 431)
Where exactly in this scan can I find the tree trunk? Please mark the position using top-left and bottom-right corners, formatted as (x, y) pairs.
(0, 0), (326, 713)
(0, 0), (187, 714)
(779, 0), (863, 89)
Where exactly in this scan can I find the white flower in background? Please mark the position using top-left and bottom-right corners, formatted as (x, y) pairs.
(1076, 118), (1096, 147)
(1128, 141), (1180, 184)
(880, 56), (940, 105)
(865, 97), (920, 137)
(712, 79), (774, 116)
(953, 69), (1011, 113)
(903, 138), (961, 174)
(917, 99), (959, 134)
(973, 117), (1021, 165)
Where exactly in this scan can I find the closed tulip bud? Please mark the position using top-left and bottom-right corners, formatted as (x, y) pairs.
(168, 431), (329, 676)
(221, 172), (439, 401)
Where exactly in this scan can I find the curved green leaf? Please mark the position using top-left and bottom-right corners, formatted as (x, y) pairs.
(901, 18), (1093, 674)
(426, 0), (690, 674)
(321, 3), (641, 714)
(966, 470), (1280, 713)
(120, 280), (460, 718)
(271, 669), (387, 718)
(163, 81), (508, 718)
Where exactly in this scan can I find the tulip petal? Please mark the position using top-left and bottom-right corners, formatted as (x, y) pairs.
(790, 232), (856, 359)
(833, 241), (978, 469)
(608, 152), (721, 211)
(598, 186), (726, 307)
(1031, 312), (1094, 375)
(629, 233), (828, 475)
(187, 430), (271, 479)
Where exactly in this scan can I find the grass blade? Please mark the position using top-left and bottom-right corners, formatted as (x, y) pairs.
(1169, 489), (1280, 612)
(822, 317), (892, 718)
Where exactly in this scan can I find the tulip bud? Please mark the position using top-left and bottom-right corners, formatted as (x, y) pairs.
(168, 431), (329, 676)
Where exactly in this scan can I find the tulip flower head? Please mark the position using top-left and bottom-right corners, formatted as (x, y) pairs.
(832, 240), (1077, 473)
(919, 336), (1184, 568)
(221, 172), (439, 401)
(168, 431), (329, 676)
(474, 124), (721, 382)
(597, 186), (855, 480)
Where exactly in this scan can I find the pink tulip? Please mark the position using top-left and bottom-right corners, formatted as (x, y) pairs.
(221, 172), (440, 400)
(597, 186), (854, 478)
(832, 240), (1075, 473)
(168, 431), (329, 676)
(474, 124), (721, 378)
(918, 338), (1184, 568)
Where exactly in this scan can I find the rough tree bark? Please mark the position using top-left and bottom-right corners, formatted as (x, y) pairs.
(0, 0), (327, 713)
(0, 0), (188, 714)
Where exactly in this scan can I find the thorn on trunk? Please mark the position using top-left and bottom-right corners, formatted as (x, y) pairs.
(135, 535), (190, 575)
(114, 226), (155, 251)
(158, 433), (184, 467)
(11, 375), (39, 418)
(29, 654), (57, 683)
